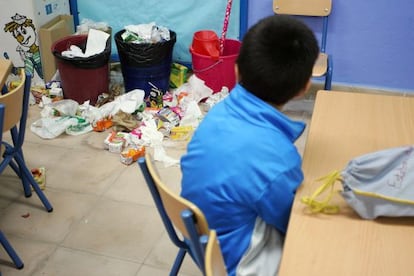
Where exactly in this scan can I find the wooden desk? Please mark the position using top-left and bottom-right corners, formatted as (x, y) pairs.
(0, 59), (12, 89)
(279, 90), (414, 276)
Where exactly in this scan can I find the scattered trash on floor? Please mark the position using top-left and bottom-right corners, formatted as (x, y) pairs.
(28, 68), (230, 167)
(170, 63), (188, 88)
(31, 167), (46, 190)
(21, 213), (30, 218)
(120, 147), (146, 165)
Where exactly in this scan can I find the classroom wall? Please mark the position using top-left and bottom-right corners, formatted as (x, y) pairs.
(248, 0), (414, 93)
(76, 0), (240, 66)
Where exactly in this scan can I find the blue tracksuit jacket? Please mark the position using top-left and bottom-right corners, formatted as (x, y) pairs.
(180, 84), (305, 275)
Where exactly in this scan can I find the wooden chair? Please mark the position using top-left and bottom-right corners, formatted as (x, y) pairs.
(0, 69), (53, 212)
(273, 0), (333, 90)
(202, 230), (227, 276)
(138, 152), (210, 275)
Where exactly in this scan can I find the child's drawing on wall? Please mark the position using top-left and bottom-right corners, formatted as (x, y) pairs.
(3, 13), (43, 79)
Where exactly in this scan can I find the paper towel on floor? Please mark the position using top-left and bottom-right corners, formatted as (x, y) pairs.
(140, 117), (179, 167)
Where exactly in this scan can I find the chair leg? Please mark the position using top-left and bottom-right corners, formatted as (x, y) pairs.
(9, 158), (32, 197)
(169, 248), (186, 276)
(0, 231), (24, 269)
(13, 153), (53, 212)
(8, 127), (32, 197)
(16, 148), (34, 197)
(324, 71), (333, 90)
(324, 55), (333, 90)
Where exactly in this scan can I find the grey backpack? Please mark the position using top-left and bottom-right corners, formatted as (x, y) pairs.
(302, 146), (414, 219)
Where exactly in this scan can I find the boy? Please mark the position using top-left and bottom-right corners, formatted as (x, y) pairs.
(181, 15), (319, 275)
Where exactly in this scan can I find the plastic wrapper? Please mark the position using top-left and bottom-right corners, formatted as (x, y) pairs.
(120, 146), (146, 165)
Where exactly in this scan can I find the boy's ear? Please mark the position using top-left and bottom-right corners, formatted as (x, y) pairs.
(235, 63), (240, 82)
(292, 79), (312, 100)
(304, 79), (312, 93)
(295, 79), (312, 98)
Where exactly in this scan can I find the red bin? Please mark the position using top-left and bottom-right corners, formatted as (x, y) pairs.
(52, 35), (111, 105)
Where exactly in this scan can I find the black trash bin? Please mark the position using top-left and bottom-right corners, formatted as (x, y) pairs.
(115, 29), (176, 97)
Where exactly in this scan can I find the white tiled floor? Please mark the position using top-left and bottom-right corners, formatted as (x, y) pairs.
(0, 98), (312, 276)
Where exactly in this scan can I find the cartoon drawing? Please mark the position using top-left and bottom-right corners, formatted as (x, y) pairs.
(3, 13), (43, 79)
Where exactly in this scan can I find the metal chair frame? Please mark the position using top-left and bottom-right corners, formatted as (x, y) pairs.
(181, 210), (228, 276)
(0, 101), (23, 269)
(0, 70), (54, 269)
(138, 153), (209, 275)
(0, 69), (53, 212)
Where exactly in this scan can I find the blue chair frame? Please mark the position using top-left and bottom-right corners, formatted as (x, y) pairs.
(0, 70), (53, 212)
(0, 230), (24, 269)
(181, 209), (208, 271)
(319, 13), (333, 90)
(138, 157), (188, 275)
(138, 154), (210, 275)
(0, 103), (24, 269)
(181, 210), (228, 276)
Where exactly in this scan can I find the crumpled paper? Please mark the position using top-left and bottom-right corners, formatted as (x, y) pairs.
(62, 29), (110, 58)
(140, 117), (179, 167)
(81, 89), (145, 125)
(124, 22), (170, 43)
(201, 86), (230, 112)
(179, 100), (203, 128)
(174, 75), (213, 104)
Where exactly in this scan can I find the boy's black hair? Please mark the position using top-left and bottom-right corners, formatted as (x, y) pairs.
(237, 15), (319, 105)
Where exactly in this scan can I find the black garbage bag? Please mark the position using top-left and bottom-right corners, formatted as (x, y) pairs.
(115, 30), (176, 67)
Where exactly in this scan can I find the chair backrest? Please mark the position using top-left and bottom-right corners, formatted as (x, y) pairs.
(273, 0), (332, 16)
(138, 152), (210, 268)
(204, 230), (227, 276)
(0, 69), (32, 151)
(273, 0), (332, 53)
(0, 69), (25, 132)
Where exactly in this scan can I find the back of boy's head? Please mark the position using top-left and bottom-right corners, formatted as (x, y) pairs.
(237, 15), (319, 105)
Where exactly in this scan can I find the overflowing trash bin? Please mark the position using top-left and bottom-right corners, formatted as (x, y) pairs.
(52, 30), (111, 105)
(115, 23), (176, 98)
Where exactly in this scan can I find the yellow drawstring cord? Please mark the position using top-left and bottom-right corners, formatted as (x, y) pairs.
(301, 170), (342, 214)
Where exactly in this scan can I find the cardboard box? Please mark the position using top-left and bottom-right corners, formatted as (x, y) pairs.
(39, 14), (74, 83)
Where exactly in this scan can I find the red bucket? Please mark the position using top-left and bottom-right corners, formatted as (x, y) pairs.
(191, 30), (220, 59)
(190, 39), (241, 93)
